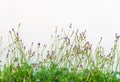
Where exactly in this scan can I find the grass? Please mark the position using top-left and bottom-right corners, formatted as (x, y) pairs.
(0, 25), (120, 82)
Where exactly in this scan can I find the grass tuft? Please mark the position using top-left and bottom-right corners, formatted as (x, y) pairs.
(0, 25), (120, 81)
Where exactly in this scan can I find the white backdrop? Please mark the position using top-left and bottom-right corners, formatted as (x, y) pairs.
(0, 0), (120, 54)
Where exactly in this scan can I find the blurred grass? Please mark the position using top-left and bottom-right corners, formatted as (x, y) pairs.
(0, 25), (120, 82)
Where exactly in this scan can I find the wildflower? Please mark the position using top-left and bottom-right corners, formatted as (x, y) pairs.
(82, 56), (84, 59)
(14, 57), (19, 62)
(31, 42), (34, 46)
(73, 45), (77, 49)
(23, 46), (26, 50)
(12, 49), (14, 53)
(69, 23), (72, 28)
(80, 64), (83, 69)
(32, 52), (35, 56)
(38, 43), (40, 48)
(44, 44), (47, 47)
(71, 44), (73, 47)
(28, 49), (32, 55)
(8, 49), (10, 52)
(12, 28), (14, 32)
(47, 54), (50, 58)
(111, 71), (114, 74)
(111, 48), (113, 50)
(32, 63), (35, 67)
(17, 32), (19, 36)
(9, 31), (11, 33)
(47, 50), (49, 53)
(38, 43), (40, 46)
(116, 36), (120, 39)
(72, 53), (74, 56)
(17, 63), (20, 68)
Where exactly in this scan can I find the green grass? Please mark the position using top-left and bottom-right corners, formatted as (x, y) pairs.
(0, 25), (120, 82)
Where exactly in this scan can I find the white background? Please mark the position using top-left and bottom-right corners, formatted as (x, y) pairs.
(0, 0), (120, 54)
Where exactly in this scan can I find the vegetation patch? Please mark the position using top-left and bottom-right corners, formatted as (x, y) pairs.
(0, 25), (120, 82)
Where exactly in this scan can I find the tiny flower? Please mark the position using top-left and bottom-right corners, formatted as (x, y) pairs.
(17, 32), (19, 36)
(72, 53), (74, 56)
(12, 28), (14, 32)
(32, 63), (35, 67)
(71, 44), (73, 47)
(69, 23), (72, 28)
(111, 48), (113, 50)
(44, 44), (47, 47)
(110, 56), (113, 59)
(32, 52), (35, 56)
(47, 50), (49, 53)
(47, 54), (50, 57)
(38, 43), (40, 46)
(17, 63), (20, 68)
(8, 49), (10, 52)
(82, 56), (84, 59)
(38, 43), (41, 48)
(12, 49), (14, 53)
(80, 64), (83, 69)
(111, 71), (114, 75)
(116, 35), (120, 39)
(31, 42), (34, 46)
(73, 45), (77, 49)
(23, 46), (25, 50)
(9, 31), (11, 33)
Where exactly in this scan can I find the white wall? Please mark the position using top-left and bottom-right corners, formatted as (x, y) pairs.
(0, 0), (120, 54)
